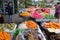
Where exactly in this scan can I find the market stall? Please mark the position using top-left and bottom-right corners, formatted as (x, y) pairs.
(17, 7), (58, 40)
(1, 0), (60, 40)
(12, 21), (46, 40)
(0, 21), (47, 40)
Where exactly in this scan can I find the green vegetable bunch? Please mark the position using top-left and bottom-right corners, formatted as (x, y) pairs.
(11, 29), (25, 36)
(44, 15), (55, 19)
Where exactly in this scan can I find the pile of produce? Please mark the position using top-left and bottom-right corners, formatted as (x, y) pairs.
(6, 23), (16, 30)
(0, 24), (5, 31)
(40, 12), (55, 19)
(32, 11), (44, 19)
(26, 21), (38, 29)
(18, 21), (38, 29)
(0, 32), (11, 40)
(44, 15), (55, 19)
(43, 22), (60, 29)
(31, 11), (55, 19)
(20, 12), (31, 17)
(0, 23), (16, 31)
(12, 21), (45, 40)
(12, 29), (25, 36)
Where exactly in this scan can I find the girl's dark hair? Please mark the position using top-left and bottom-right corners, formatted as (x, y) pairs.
(7, 2), (12, 6)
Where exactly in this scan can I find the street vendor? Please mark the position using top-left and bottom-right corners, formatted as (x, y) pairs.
(54, 2), (60, 23)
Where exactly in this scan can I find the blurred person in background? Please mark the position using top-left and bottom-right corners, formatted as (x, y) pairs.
(6, 2), (13, 23)
(54, 2), (60, 23)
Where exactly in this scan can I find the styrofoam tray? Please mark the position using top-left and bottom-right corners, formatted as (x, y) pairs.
(47, 28), (60, 33)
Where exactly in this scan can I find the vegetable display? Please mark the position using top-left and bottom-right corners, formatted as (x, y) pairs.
(32, 11), (44, 19)
(12, 29), (19, 36)
(44, 15), (55, 19)
(19, 9), (55, 19)
(12, 28), (25, 36)
(40, 12), (55, 19)
(0, 32), (11, 40)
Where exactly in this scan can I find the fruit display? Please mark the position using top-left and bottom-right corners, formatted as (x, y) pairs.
(19, 9), (55, 19)
(0, 23), (17, 32)
(20, 12), (31, 17)
(18, 21), (38, 29)
(6, 23), (16, 30)
(0, 32), (11, 40)
(42, 22), (60, 33)
(31, 11), (44, 19)
(0, 24), (6, 31)
(12, 21), (46, 40)
(43, 22), (60, 29)
(15, 27), (46, 40)
(26, 21), (38, 29)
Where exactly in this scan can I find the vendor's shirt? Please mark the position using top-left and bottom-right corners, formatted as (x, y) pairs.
(56, 5), (60, 13)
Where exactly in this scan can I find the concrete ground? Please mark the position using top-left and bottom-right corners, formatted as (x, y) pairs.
(3, 13), (26, 23)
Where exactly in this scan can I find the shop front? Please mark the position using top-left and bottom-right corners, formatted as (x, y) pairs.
(0, 0), (18, 14)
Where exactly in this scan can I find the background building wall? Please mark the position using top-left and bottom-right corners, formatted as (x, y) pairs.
(0, 0), (15, 14)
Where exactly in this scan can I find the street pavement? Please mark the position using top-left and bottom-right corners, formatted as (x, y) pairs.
(3, 13), (26, 23)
